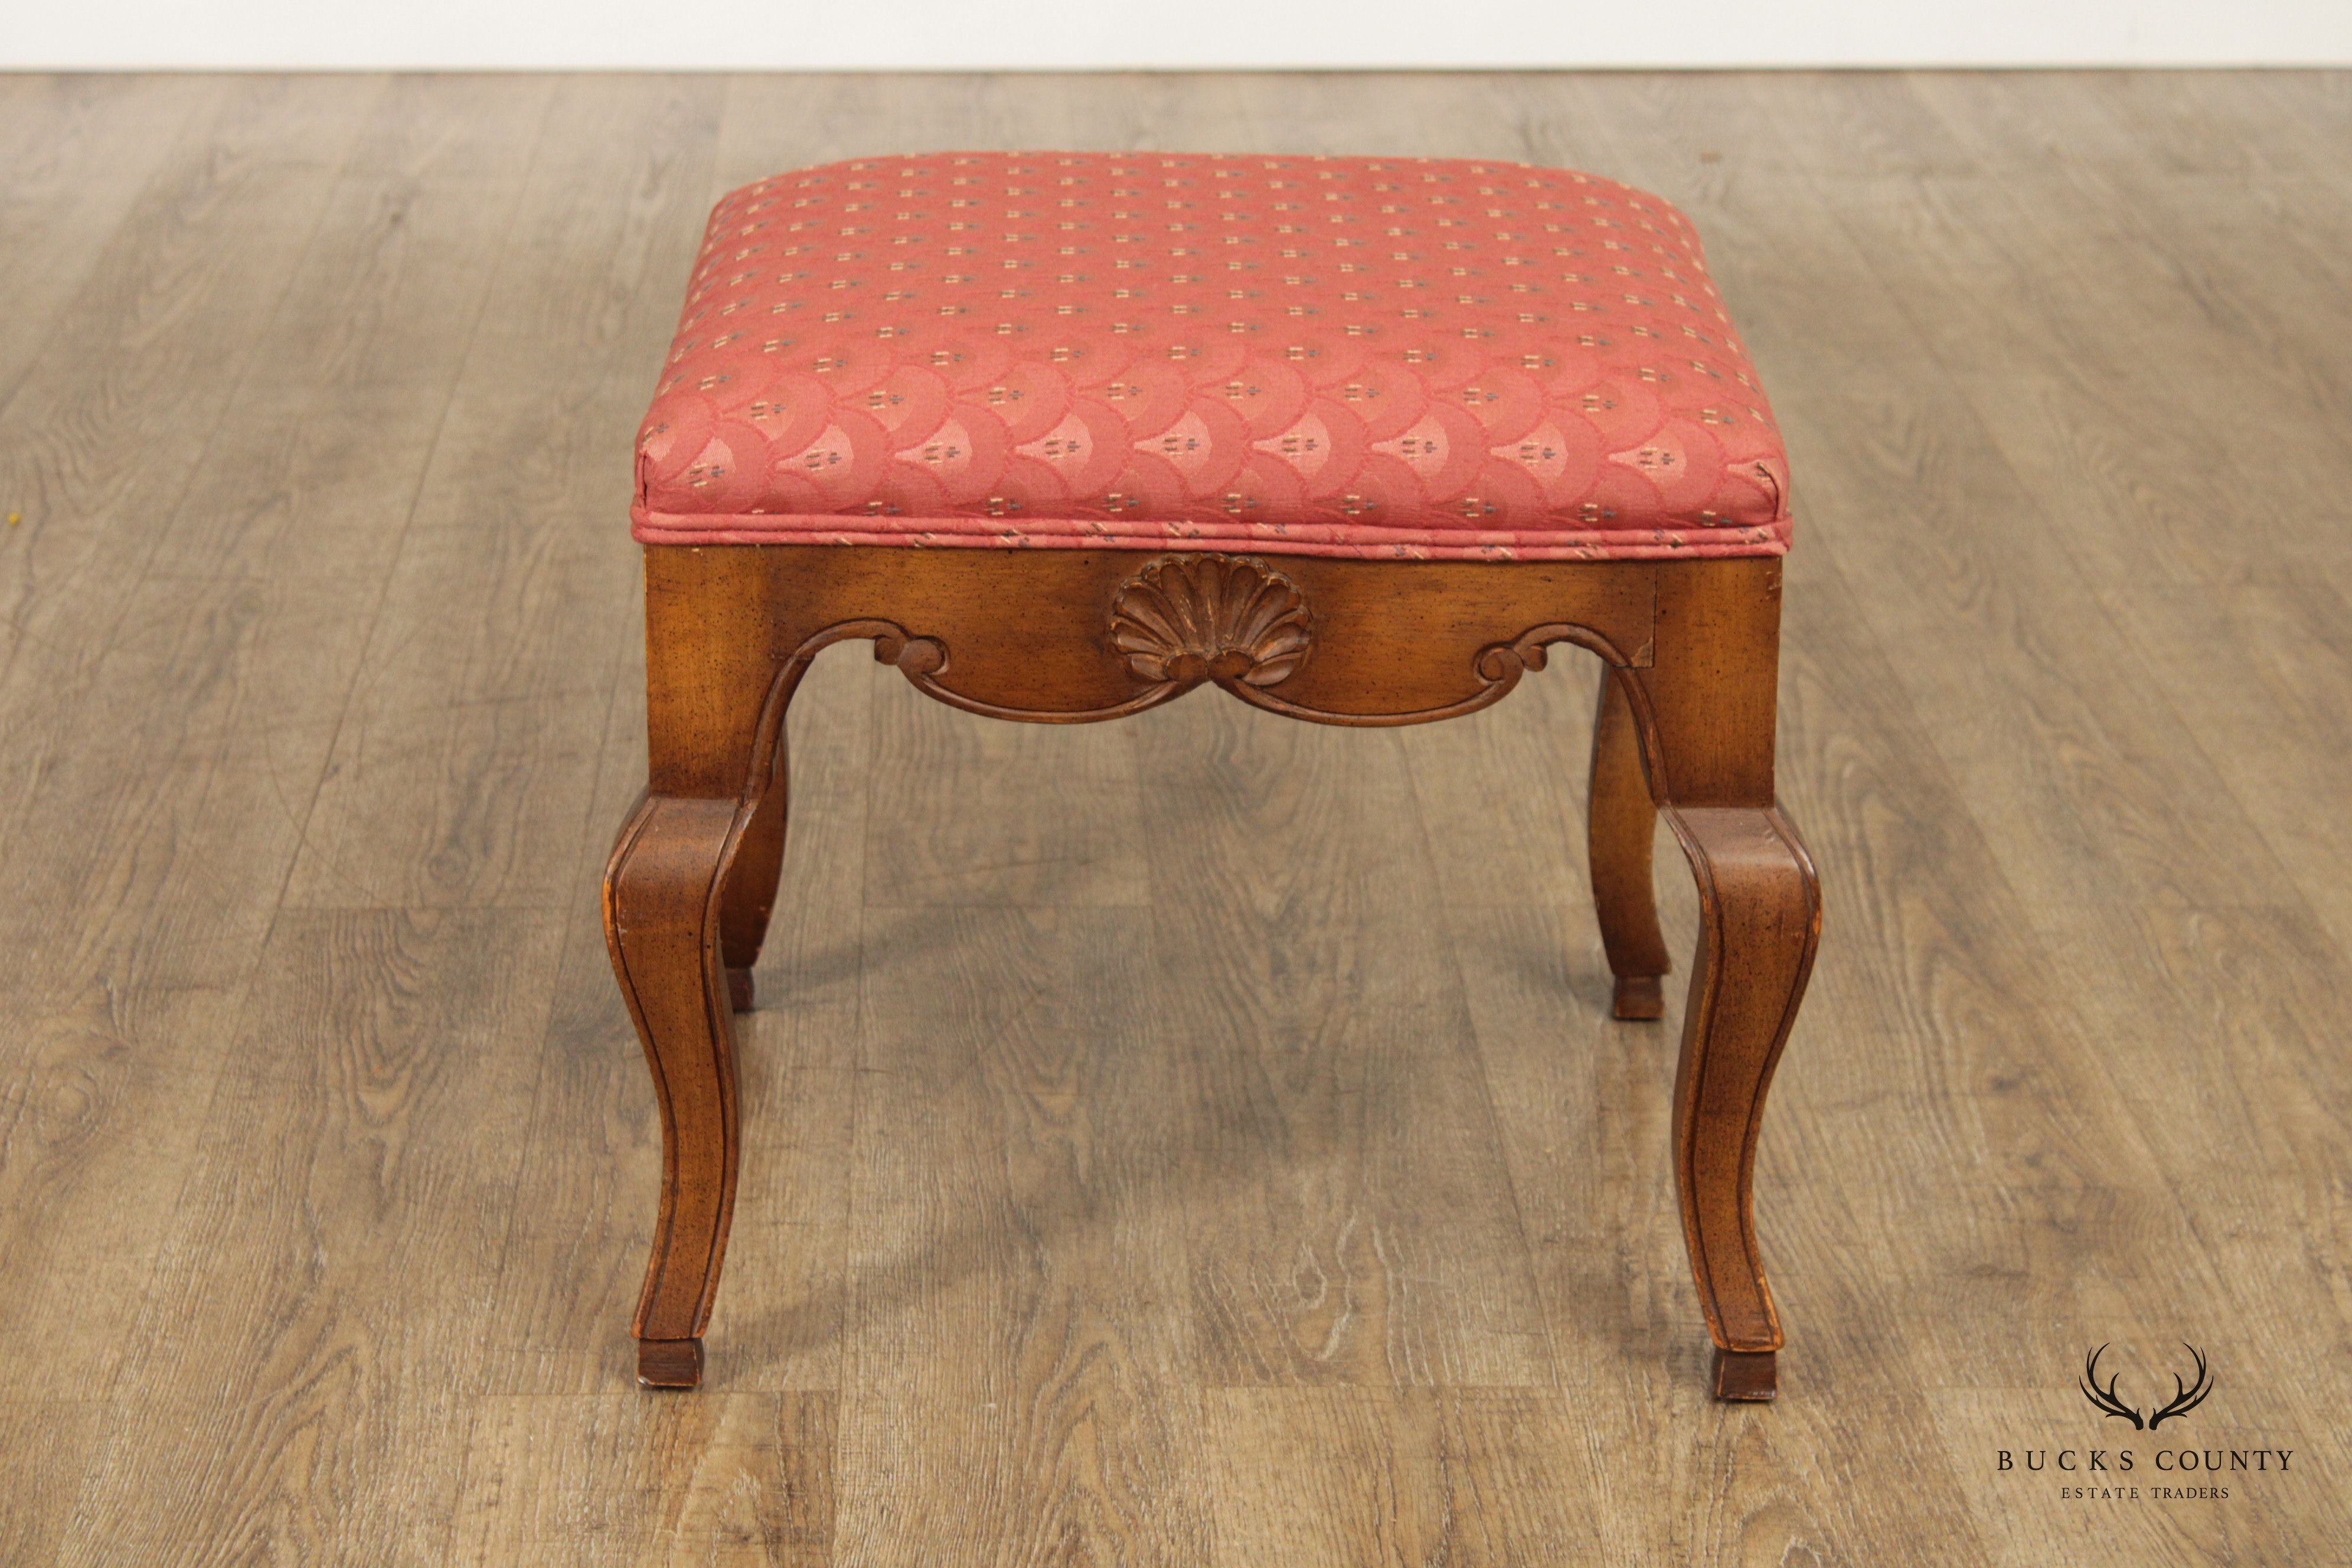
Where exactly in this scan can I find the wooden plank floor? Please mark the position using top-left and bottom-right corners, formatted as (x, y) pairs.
(1, 69), (2348, 1564)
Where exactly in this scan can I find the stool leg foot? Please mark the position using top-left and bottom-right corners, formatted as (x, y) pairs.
(725, 966), (756, 1013)
(638, 1337), (705, 1389)
(1712, 1348), (1777, 1401)
(1589, 667), (1670, 1020)
(606, 793), (747, 1393)
(1611, 974), (1665, 1021)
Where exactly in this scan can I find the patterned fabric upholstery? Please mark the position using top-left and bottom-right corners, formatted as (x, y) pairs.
(634, 153), (1791, 561)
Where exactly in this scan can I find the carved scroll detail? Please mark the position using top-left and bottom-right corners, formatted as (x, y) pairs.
(1109, 554), (1312, 691)
(1236, 622), (1620, 727)
(734, 571), (1635, 769)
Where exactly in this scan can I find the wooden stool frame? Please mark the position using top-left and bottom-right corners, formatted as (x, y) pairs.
(604, 544), (1821, 1400)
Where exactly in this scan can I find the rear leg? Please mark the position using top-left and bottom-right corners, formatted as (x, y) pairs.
(717, 742), (788, 1012)
(1587, 665), (1670, 1020)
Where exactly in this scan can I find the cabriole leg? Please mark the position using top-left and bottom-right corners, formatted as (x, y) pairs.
(604, 792), (750, 1388)
(1663, 805), (1820, 1401)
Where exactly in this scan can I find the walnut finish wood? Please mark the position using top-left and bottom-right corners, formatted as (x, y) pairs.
(618, 539), (1814, 1396)
(1588, 559), (1818, 1399)
(718, 740), (789, 997)
(1661, 805), (1821, 1389)
(1589, 664), (1671, 1020)
(603, 792), (752, 1386)
(641, 545), (1661, 802)
(1713, 1348), (1780, 1402)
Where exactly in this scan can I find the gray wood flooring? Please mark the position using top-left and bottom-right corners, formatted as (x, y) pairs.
(1, 69), (2348, 1564)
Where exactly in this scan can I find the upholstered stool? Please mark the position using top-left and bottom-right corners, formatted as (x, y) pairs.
(606, 153), (1821, 1400)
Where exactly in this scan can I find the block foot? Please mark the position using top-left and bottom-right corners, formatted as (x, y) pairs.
(726, 966), (755, 1013)
(1712, 1348), (1778, 1402)
(1612, 974), (1666, 1020)
(638, 1337), (705, 1389)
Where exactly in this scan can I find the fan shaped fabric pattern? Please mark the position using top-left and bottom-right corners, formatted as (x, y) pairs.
(633, 153), (1792, 561)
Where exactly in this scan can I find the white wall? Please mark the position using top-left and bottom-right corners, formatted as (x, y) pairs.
(8, 0), (2349, 70)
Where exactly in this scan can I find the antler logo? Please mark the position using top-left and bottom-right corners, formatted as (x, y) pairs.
(2079, 1343), (2213, 1430)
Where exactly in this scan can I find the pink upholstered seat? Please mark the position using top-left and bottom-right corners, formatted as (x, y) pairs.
(633, 153), (1790, 562)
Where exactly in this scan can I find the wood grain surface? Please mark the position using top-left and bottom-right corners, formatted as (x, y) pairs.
(1, 68), (2348, 1564)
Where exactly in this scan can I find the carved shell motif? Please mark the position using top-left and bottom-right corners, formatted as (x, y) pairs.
(1109, 554), (1312, 690)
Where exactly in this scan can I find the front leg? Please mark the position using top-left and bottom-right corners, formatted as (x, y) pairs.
(1625, 557), (1822, 1400)
(1663, 805), (1820, 1400)
(604, 792), (752, 1388)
